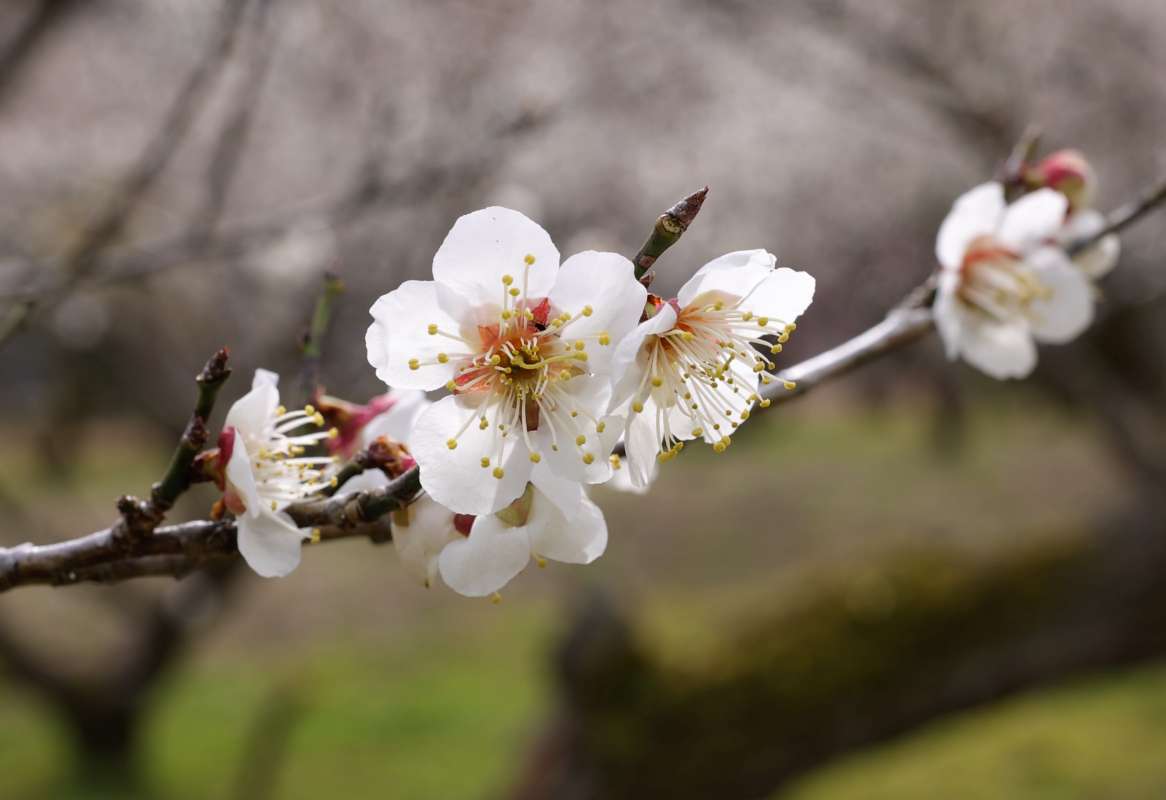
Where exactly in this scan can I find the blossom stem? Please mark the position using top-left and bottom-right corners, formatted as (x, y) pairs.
(1066, 172), (1166, 257)
(632, 186), (709, 283)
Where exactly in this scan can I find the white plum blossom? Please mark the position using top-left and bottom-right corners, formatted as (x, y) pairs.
(335, 391), (607, 597)
(220, 370), (337, 577)
(610, 249), (815, 488)
(366, 207), (645, 516)
(934, 183), (1094, 380)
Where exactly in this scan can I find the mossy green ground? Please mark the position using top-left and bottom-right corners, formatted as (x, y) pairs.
(1, 397), (1161, 798)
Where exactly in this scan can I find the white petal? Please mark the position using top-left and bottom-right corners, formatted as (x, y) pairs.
(527, 486), (607, 565)
(334, 468), (390, 496)
(1026, 248), (1094, 343)
(955, 306), (1038, 380)
(623, 405), (662, 489)
(548, 251), (646, 375)
(367, 281), (469, 391)
(392, 496), (459, 587)
(360, 389), (431, 448)
(438, 514), (531, 597)
(224, 438), (262, 518)
(735, 267), (815, 326)
(530, 462), (586, 513)
(933, 273), (964, 361)
(530, 375), (616, 484)
(998, 189), (1068, 253)
(432, 207), (560, 304)
(224, 369), (280, 438)
(610, 304), (677, 409)
(606, 449), (655, 494)
(411, 394), (532, 515)
(237, 509), (304, 578)
(1063, 210), (1119, 278)
(677, 249), (775, 308)
(936, 182), (1005, 270)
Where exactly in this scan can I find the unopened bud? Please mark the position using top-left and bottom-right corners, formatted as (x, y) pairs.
(1026, 149), (1096, 211)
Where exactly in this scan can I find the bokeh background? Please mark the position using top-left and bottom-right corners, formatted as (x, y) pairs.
(2, 1), (1166, 798)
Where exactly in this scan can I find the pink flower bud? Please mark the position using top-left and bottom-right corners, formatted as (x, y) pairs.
(1026, 149), (1096, 211)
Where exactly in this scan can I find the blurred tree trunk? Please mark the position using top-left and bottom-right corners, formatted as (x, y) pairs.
(511, 499), (1166, 800)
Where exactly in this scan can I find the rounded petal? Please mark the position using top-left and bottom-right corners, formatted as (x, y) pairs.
(367, 281), (469, 391)
(438, 514), (531, 597)
(936, 182), (1005, 270)
(530, 461), (585, 513)
(955, 306), (1038, 380)
(224, 437), (262, 518)
(735, 267), (815, 326)
(334, 468), (390, 497)
(1063, 210), (1119, 278)
(1027, 248), (1094, 343)
(360, 389), (431, 448)
(623, 405), (662, 490)
(237, 509), (304, 578)
(411, 394), (532, 515)
(998, 189), (1068, 253)
(432, 207), (559, 304)
(527, 487), (607, 565)
(224, 369), (280, 438)
(606, 448), (654, 494)
(933, 273), (964, 361)
(678, 249), (775, 308)
(392, 496), (459, 587)
(611, 304), (677, 409)
(548, 251), (646, 375)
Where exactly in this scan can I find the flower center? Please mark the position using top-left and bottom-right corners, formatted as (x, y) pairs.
(958, 235), (1052, 321)
(631, 290), (798, 459)
(421, 255), (613, 478)
(235, 405), (339, 511)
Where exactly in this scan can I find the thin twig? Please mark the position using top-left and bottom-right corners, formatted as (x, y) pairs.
(1067, 172), (1166, 256)
(299, 273), (344, 402)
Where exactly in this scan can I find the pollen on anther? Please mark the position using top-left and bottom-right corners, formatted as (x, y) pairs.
(598, 332), (610, 345)
(478, 417), (489, 430)
(581, 305), (593, 317)
(276, 405), (287, 416)
(582, 453), (595, 465)
(770, 343), (783, 354)
(502, 274), (514, 286)
(632, 401), (644, 413)
(446, 380), (457, 392)
(427, 323), (438, 335)
(524, 254), (536, 265)
(760, 398), (772, 408)
(304, 404), (316, 415)
(575, 434), (586, 446)
(490, 592), (503, 604)
(408, 358), (420, 370)
(778, 332), (790, 343)
(596, 421), (606, 433)
(610, 454), (622, 469)
(536, 557), (548, 569)
(437, 353), (449, 364)
(574, 340), (585, 351)
(651, 376), (663, 387)
(529, 452), (541, 463)
(757, 317), (769, 327)
(480, 457), (490, 468)
(310, 528), (322, 544)
(446, 439), (458, 450)
(783, 380), (797, 391)
(492, 467), (505, 479)
(328, 428), (339, 438)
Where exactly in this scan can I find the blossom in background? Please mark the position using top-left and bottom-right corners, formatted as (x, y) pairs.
(219, 370), (337, 577)
(366, 207), (645, 515)
(934, 182), (1094, 380)
(1026, 149), (1120, 279)
(335, 392), (607, 597)
(610, 250), (815, 488)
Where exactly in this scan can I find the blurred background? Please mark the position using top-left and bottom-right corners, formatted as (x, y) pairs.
(2, 1), (1166, 798)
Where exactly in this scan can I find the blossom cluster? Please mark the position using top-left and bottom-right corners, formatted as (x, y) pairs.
(207, 146), (1121, 598)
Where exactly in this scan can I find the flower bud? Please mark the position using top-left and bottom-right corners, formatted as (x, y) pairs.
(1025, 149), (1096, 211)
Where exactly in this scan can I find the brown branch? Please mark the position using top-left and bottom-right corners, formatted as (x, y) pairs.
(1067, 171), (1166, 256)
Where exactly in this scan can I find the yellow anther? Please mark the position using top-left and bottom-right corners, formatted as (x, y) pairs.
(446, 380), (457, 392)
(480, 457), (491, 468)
(529, 452), (542, 463)
(691, 427), (703, 437)
(770, 343), (783, 354)
(574, 340), (585, 351)
(581, 305), (593, 317)
(276, 405), (287, 416)
(752, 363), (765, 372)
(783, 380), (797, 391)
(501, 310), (513, 320)
(479, 417), (489, 430)
(536, 557), (548, 568)
(682, 331), (695, 341)
(492, 466), (505, 479)
(683, 392), (692, 400)
(304, 404), (316, 415)
(310, 528), (322, 544)
(651, 376), (663, 388)
(490, 592), (503, 604)
(575, 434), (586, 446)
(328, 427), (339, 438)
(778, 332), (790, 343)
(427, 323), (438, 335)
(598, 332), (610, 346)
(329, 476), (339, 488)
(582, 453), (595, 465)
(502, 274), (514, 285)
(742, 311), (753, 321)
(757, 317), (769, 327)
(570, 410), (579, 418)
(786, 322), (797, 332)
(595, 421), (606, 433)
(270, 500), (278, 511)
(740, 410), (750, 420)
(509, 287), (520, 297)
(714, 301), (724, 311)
(408, 358), (420, 371)
(524, 254), (536, 265)
(632, 401), (644, 413)
(760, 398), (771, 408)
(575, 352), (588, 362)
(610, 454), (622, 469)
(437, 352), (449, 363)
(313, 413), (325, 426)
(490, 354), (502, 365)
(446, 438), (458, 450)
